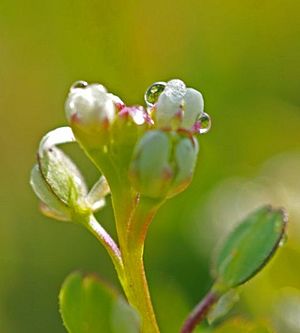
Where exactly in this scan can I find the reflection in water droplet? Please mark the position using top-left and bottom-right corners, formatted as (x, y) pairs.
(164, 79), (186, 103)
(199, 112), (211, 134)
(144, 82), (166, 107)
(71, 80), (88, 91)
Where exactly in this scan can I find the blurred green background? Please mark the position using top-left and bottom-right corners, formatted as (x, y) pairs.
(1, 0), (300, 332)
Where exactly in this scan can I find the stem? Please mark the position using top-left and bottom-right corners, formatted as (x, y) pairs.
(180, 291), (218, 333)
(113, 193), (161, 333)
(85, 215), (125, 284)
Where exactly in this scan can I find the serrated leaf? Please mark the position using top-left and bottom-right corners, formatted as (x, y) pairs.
(30, 164), (71, 221)
(59, 272), (140, 333)
(213, 206), (287, 290)
(111, 297), (140, 333)
(207, 289), (239, 324)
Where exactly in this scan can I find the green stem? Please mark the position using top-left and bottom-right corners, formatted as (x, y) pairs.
(113, 193), (162, 333)
(75, 133), (160, 332)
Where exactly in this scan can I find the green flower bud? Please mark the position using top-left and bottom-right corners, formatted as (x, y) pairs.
(129, 130), (173, 198)
(65, 82), (116, 130)
(129, 130), (199, 199)
(30, 126), (99, 220)
(30, 164), (72, 221)
(168, 136), (199, 197)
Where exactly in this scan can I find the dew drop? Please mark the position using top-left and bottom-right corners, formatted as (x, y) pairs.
(199, 112), (211, 134)
(71, 80), (88, 91)
(164, 79), (186, 103)
(144, 82), (166, 107)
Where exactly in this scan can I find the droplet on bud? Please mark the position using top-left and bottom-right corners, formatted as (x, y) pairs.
(199, 112), (211, 134)
(164, 79), (186, 103)
(71, 80), (88, 91)
(144, 82), (166, 107)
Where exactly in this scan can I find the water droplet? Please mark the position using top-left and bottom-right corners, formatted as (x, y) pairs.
(199, 112), (211, 134)
(71, 80), (88, 91)
(164, 79), (186, 103)
(144, 82), (166, 107)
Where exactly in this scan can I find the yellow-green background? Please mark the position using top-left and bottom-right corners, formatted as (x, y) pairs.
(1, 1), (300, 332)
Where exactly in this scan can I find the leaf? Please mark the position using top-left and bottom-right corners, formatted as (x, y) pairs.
(59, 272), (140, 333)
(207, 289), (239, 324)
(213, 206), (287, 291)
(111, 297), (140, 333)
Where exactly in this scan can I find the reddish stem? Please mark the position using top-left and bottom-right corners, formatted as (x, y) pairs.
(180, 291), (218, 333)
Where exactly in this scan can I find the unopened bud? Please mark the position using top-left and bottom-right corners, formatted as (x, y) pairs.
(30, 164), (72, 221)
(129, 130), (173, 198)
(181, 88), (204, 129)
(65, 82), (116, 129)
(168, 136), (199, 197)
(153, 79), (205, 131)
(155, 79), (186, 129)
(129, 130), (199, 199)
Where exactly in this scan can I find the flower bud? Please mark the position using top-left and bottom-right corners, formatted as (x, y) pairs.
(65, 82), (116, 130)
(129, 130), (173, 198)
(129, 130), (199, 199)
(30, 164), (72, 221)
(154, 79), (204, 131)
(155, 79), (186, 129)
(38, 146), (88, 208)
(181, 88), (204, 129)
(168, 136), (199, 197)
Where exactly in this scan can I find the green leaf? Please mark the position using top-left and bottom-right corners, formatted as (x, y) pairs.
(213, 206), (287, 291)
(59, 272), (140, 333)
(111, 297), (140, 333)
(207, 289), (239, 324)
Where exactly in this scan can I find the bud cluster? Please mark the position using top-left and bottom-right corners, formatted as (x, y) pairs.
(31, 79), (211, 219)
(63, 78), (210, 200)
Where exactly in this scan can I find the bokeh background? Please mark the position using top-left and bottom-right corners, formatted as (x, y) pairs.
(1, 0), (300, 332)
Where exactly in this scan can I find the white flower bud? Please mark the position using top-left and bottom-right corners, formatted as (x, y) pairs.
(154, 79), (205, 131)
(181, 88), (204, 129)
(155, 79), (186, 129)
(65, 83), (116, 126)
